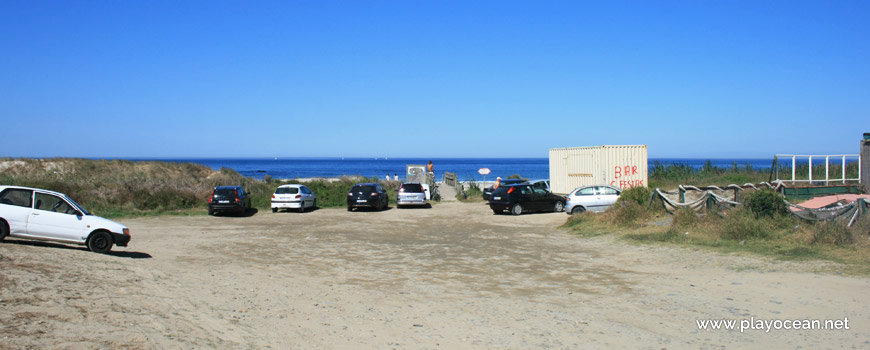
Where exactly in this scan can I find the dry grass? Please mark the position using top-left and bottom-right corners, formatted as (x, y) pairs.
(0, 158), (395, 217)
(562, 203), (870, 275)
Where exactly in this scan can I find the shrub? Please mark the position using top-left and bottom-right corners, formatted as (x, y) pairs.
(719, 209), (771, 240)
(811, 221), (855, 246)
(562, 211), (591, 229)
(457, 180), (483, 201)
(670, 207), (700, 232)
(617, 186), (651, 206)
(506, 174), (528, 181)
(607, 201), (649, 228)
(743, 189), (787, 218)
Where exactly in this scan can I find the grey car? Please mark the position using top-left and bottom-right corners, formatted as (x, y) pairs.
(565, 185), (621, 214)
(396, 183), (429, 208)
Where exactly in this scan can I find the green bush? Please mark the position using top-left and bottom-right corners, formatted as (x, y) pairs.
(743, 189), (787, 218)
(607, 201), (648, 228)
(669, 207), (700, 232)
(457, 180), (483, 201)
(719, 209), (771, 240)
(617, 186), (651, 206)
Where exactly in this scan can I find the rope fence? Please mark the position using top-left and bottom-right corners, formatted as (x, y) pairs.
(650, 181), (869, 227)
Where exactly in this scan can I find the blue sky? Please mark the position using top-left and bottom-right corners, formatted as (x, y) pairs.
(1, 1), (867, 158)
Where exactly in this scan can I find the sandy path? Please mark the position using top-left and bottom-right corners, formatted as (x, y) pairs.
(1, 201), (868, 349)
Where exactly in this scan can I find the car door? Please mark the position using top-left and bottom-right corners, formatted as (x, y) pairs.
(0, 188), (34, 236)
(572, 187), (596, 211)
(530, 186), (550, 211)
(301, 186), (313, 208)
(598, 186), (621, 208)
(26, 192), (87, 242)
(589, 186), (613, 211)
(377, 185), (388, 206)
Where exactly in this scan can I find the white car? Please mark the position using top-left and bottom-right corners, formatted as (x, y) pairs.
(0, 186), (131, 253)
(565, 185), (622, 215)
(271, 184), (316, 213)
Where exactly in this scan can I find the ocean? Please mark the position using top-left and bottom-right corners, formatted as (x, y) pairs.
(137, 157), (785, 182)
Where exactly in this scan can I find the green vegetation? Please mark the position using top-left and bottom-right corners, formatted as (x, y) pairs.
(648, 159), (860, 189)
(563, 190), (870, 274)
(0, 158), (400, 217)
(456, 179), (484, 202)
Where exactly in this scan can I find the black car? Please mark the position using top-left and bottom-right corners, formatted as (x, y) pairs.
(208, 186), (252, 215)
(482, 179), (525, 200)
(488, 184), (565, 215)
(347, 183), (389, 211)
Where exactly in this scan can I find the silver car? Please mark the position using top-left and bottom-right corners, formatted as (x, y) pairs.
(396, 183), (429, 208)
(565, 185), (621, 214)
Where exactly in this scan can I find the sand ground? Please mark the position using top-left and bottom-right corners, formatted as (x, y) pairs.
(1, 201), (868, 349)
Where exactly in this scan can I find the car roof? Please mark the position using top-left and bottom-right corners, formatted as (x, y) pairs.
(278, 184), (304, 188)
(353, 183), (379, 186)
(0, 185), (67, 197)
(571, 185), (620, 191)
(215, 185), (243, 190)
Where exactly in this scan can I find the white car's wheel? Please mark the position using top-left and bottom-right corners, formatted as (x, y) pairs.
(87, 231), (113, 254)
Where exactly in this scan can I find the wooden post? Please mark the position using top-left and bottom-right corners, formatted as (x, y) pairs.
(679, 187), (685, 203)
(862, 134), (870, 194)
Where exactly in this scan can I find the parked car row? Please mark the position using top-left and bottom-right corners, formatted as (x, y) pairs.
(0, 181), (623, 254)
(486, 181), (622, 216)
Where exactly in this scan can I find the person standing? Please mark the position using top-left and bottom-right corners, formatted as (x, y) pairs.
(494, 177), (502, 190)
(427, 160), (434, 173)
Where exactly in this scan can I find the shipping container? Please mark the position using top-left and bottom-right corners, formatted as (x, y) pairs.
(549, 145), (648, 195)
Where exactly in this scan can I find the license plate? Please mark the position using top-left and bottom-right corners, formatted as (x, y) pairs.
(219, 200), (230, 204)
(493, 197), (501, 200)
(357, 200), (367, 203)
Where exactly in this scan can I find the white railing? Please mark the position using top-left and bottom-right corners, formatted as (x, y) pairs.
(775, 154), (861, 184)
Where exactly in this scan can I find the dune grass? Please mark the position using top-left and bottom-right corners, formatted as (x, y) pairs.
(0, 158), (401, 217)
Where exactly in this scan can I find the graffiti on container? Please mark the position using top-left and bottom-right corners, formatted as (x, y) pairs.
(610, 165), (644, 188)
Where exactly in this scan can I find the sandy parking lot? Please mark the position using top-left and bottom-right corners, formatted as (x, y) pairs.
(1, 201), (868, 349)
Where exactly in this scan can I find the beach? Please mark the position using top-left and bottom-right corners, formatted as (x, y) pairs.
(1, 201), (867, 349)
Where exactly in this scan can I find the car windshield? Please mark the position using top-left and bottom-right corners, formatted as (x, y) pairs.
(400, 184), (424, 192)
(215, 189), (237, 196)
(64, 196), (91, 215)
(352, 185), (376, 193)
(276, 187), (299, 194)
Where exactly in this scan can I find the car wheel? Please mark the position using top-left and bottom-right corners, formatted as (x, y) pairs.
(554, 201), (564, 212)
(272, 208), (277, 213)
(0, 221), (8, 241)
(313, 199), (317, 209)
(571, 206), (586, 215)
(492, 209), (501, 215)
(347, 206), (353, 212)
(87, 231), (113, 254)
(510, 203), (523, 216)
(298, 204), (305, 213)
(208, 209), (214, 216)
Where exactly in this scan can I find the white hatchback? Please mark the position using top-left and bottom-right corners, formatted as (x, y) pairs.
(565, 185), (622, 215)
(271, 184), (316, 213)
(0, 186), (131, 253)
